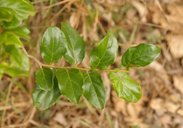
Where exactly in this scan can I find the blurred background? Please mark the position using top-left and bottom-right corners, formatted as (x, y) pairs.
(0, 0), (183, 128)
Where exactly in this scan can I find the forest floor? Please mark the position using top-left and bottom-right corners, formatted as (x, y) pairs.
(0, 0), (183, 128)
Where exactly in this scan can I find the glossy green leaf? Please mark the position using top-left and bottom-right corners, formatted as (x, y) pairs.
(90, 32), (118, 69)
(121, 43), (161, 68)
(40, 27), (66, 63)
(109, 72), (141, 102)
(83, 71), (106, 109)
(32, 79), (61, 110)
(55, 68), (83, 103)
(35, 68), (54, 91)
(0, 0), (34, 20)
(61, 22), (85, 64)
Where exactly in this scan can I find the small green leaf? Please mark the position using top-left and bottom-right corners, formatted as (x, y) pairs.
(0, 32), (23, 47)
(61, 22), (85, 64)
(109, 72), (141, 102)
(4, 45), (29, 77)
(35, 68), (54, 91)
(32, 79), (61, 110)
(83, 71), (106, 109)
(121, 43), (161, 68)
(40, 27), (66, 63)
(55, 68), (83, 103)
(0, 0), (34, 20)
(2, 16), (22, 29)
(9, 26), (30, 39)
(90, 32), (118, 69)
(0, 7), (14, 22)
(0, 64), (28, 77)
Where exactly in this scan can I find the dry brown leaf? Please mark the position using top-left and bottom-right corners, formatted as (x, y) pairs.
(127, 104), (138, 119)
(114, 98), (127, 115)
(161, 44), (172, 61)
(54, 112), (67, 126)
(114, 119), (119, 128)
(164, 101), (180, 113)
(160, 114), (172, 128)
(150, 98), (166, 115)
(177, 109), (183, 116)
(173, 76), (183, 94)
(167, 35), (183, 58)
(169, 94), (181, 103)
(166, 4), (183, 34)
(150, 98), (180, 115)
(166, 4), (183, 24)
(150, 4), (168, 28)
(131, 1), (147, 22)
(149, 62), (170, 86)
(150, 3), (183, 34)
(70, 12), (80, 28)
(173, 117), (183, 127)
(149, 62), (167, 75)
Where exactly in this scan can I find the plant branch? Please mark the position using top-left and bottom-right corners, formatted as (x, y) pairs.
(22, 47), (128, 73)
(22, 47), (42, 68)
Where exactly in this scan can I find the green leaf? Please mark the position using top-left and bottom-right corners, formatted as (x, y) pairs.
(0, 32), (23, 47)
(2, 16), (22, 29)
(55, 68), (83, 103)
(4, 45), (29, 77)
(61, 22), (85, 64)
(0, 7), (14, 22)
(121, 43), (161, 68)
(40, 27), (66, 63)
(83, 71), (106, 109)
(32, 79), (61, 110)
(0, 0), (34, 20)
(109, 72), (141, 102)
(90, 32), (118, 69)
(0, 64), (5, 79)
(0, 64), (28, 77)
(35, 68), (54, 91)
(9, 26), (30, 39)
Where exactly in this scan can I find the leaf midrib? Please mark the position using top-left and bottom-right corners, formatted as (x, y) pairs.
(86, 72), (102, 108)
(66, 69), (77, 103)
(65, 29), (76, 63)
(94, 37), (109, 68)
(115, 72), (139, 101)
(50, 29), (54, 62)
(41, 69), (49, 89)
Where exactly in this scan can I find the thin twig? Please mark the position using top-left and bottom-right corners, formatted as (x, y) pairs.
(22, 47), (128, 73)
(0, 102), (29, 111)
(44, 0), (69, 9)
(23, 107), (36, 128)
(22, 47), (42, 68)
(155, 0), (169, 22)
(29, 120), (41, 127)
(1, 79), (17, 127)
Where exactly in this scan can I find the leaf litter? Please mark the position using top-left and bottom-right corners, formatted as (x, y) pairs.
(1, 0), (183, 127)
